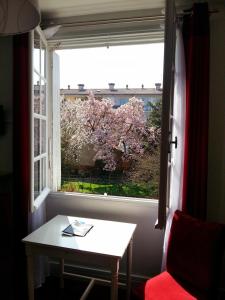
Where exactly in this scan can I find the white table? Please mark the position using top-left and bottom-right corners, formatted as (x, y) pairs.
(22, 215), (136, 300)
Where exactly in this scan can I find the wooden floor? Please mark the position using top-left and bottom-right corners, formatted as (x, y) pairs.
(35, 276), (140, 300)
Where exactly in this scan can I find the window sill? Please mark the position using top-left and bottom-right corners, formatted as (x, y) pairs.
(51, 191), (158, 206)
(32, 187), (50, 212)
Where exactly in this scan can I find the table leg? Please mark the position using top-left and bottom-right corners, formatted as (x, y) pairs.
(126, 237), (133, 300)
(60, 258), (64, 288)
(111, 258), (119, 300)
(27, 253), (34, 300)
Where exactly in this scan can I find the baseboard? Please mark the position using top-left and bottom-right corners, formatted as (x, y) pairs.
(49, 260), (151, 286)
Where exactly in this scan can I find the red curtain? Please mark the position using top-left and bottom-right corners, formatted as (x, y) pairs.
(182, 3), (209, 220)
(13, 32), (31, 300)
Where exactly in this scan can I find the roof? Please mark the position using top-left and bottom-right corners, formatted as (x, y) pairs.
(60, 88), (162, 96)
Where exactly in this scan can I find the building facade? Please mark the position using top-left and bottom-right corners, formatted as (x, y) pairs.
(60, 82), (162, 116)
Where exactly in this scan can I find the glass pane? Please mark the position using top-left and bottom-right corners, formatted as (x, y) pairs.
(33, 31), (40, 73)
(33, 72), (40, 114)
(40, 80), (46, 115)
(34, 160), (40, 199)
(34, 118), (40, 157)
(41, 41), (46, 78)
(41, 157), (46, 191)
(41, 120), (46, 154)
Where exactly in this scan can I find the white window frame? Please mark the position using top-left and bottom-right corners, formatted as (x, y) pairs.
(157, 0), (176, 228)
(31, 27), (50, 211)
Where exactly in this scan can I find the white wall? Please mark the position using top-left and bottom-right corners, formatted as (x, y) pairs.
(207, 8), (225, 223)
(46, 193), (164, 278)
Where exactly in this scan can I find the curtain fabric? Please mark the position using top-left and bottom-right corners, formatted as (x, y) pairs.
(182, 3), (209, 220)
(13, 32), (31, 300)
(161, 28), (186, 269)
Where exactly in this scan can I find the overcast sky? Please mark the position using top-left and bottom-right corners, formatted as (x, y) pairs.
(56, 43), (164, 89)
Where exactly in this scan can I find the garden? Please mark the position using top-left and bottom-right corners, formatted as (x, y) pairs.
(60, 93), (161, 199)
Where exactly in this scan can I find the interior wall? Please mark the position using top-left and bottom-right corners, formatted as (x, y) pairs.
(0, 37), (13, 175)
(46, 193), (164, 278)
(207, 9), (225, 223)
(0, 36), (13, 300)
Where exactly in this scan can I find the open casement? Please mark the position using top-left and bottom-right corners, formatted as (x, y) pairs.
(49, 50), (61, 192)
(44, 9), (166, 195)
(31, 26), (51, 211)
(156, 0), (176, 229)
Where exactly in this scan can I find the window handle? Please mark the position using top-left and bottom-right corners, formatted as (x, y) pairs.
(170, 136), (177, 149)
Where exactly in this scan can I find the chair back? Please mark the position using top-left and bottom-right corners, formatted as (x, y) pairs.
(166, 210), (225, 297)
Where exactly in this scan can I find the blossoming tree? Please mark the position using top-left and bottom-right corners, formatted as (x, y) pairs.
(61, 92), (157, 171)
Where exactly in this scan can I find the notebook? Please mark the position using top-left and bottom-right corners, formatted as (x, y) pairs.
(62, 219), (93, 237)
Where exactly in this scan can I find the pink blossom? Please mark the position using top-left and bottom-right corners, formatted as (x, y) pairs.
(61, 93), (157, 171)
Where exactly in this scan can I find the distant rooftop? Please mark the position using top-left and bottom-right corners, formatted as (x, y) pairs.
(60, 88), (162, 96)
(60, 83), (162, 96)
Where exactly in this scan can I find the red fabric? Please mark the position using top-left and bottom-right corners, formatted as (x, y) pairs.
(13, 33), (31, 300)
(166, 210), (225, 296)
(145, 271), (197, 300)
(182, 2), (209, 219)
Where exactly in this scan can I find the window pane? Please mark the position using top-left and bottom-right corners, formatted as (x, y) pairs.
(40, 80), (46, 115)
(33, 72), (40, 114)
(34, 160), (40, 199)
(41, 157), (46, 190)
(34, 31), (40, 73)
(41, 120), (46, 153)
(41, 41), (46, 78)
(34, 118), (40, 157)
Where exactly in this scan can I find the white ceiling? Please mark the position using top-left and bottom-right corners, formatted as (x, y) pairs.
(39, 0), (224, 24)
(38, 0), (224, 46)
(39, 0), (165, 20)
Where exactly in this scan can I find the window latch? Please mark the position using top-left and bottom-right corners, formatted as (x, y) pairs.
(169, 136), (177, 149)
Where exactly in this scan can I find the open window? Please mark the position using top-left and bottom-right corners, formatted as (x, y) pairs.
(45, 11), (166, 201)
(57, 43), (163, 200)
(32, 1), (176, 217)
(31, 27), (50, 210)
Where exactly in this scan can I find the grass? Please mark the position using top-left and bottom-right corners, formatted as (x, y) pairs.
(60, 179), (158, 199)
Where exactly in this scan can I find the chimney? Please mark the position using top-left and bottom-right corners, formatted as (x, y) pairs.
(155, 83), (161, 91)
(78, 84), (85, 91)
(68, 85), (70, 90)
(141, 84), (144, 89)
(108, 83), (115, 91)
(126, 84), (129, 89)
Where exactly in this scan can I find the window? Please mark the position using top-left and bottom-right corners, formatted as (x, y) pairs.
(32, 28), (50, 209)
(38, 1), (175, 219)
(57, 43), (164, 200)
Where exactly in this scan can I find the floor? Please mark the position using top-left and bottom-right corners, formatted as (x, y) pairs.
(35, 276), (141, 300)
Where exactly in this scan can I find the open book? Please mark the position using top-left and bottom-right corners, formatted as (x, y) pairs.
(62, 220), (93, 237)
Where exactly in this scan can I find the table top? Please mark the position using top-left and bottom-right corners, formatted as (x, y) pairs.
(22, 215), (136, 258)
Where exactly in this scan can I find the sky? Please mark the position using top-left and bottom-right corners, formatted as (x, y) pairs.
(56, 43), (164, 89)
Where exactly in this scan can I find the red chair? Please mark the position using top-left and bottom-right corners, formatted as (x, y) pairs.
(144, 210), (225, 300)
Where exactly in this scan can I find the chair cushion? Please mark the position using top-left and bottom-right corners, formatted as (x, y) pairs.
(145, 271), (197, 300)
(166, 210), (225, 294)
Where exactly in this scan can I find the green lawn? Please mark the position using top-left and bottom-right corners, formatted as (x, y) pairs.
(60, 180), (158, 199)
